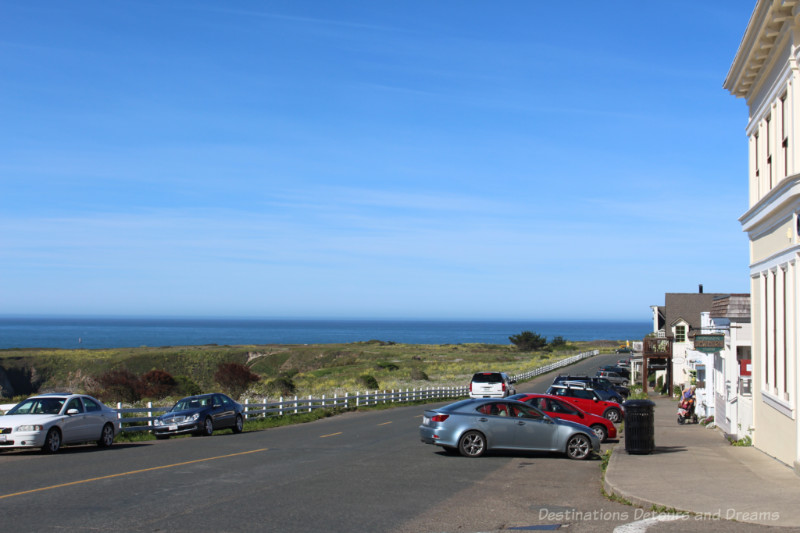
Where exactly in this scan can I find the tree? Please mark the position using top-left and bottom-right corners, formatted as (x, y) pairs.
(549, 336), (568, 349)
(509, 331), (548, 351)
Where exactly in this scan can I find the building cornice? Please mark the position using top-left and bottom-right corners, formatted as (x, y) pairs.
(724, 0), (799, 99)
(740, 173), (800, 235)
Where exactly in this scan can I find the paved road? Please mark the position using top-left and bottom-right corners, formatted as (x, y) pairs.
(1, 353), (787, 532)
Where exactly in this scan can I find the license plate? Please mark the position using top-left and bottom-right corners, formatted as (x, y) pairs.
(169, 425), (178, 431)
(423, 417), (430, 425)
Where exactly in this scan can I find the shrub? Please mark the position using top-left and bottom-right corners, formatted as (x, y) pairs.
(214, 362), (260, 399)
(509, 331), (548, 351)
(357, 374), (379, 389)
(410, 368), (429, 381)
(267, 376), (297, 397)
(97, 369), (142, 403)
(174, 375), (202, 397)
(140, 369), (177, 399)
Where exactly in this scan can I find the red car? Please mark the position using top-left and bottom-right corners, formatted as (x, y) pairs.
(509, 393), (617, 442)
(545, 383), (625, 423)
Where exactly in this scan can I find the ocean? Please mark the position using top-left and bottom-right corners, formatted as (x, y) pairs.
(0, 317), (651, 350)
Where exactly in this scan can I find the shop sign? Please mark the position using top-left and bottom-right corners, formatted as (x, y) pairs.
(694, 334), (724, 353)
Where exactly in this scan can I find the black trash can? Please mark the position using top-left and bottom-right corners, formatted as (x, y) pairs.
(622, 399), (655, 454)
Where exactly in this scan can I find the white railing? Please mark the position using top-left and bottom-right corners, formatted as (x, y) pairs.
(114, 349), (598, 433)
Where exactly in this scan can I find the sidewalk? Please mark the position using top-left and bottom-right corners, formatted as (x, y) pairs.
(603, 395), (800, 528)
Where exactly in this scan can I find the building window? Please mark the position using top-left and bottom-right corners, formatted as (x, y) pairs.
(675, 325), (686, 343)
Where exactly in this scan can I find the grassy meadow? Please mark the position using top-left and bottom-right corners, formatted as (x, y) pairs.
(0, 339), (621, 405)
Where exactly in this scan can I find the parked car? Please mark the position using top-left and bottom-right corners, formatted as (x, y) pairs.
(152, 393), (244, 439)
(616, 358), (631, 368)
(469, 372), (516, 398)
(599, 365), (630, 379)
(545, 383), (624, 423)
(595, 370), (629, 386)
(419, 398), (600, 459)
(0, 393), (120, 453)
(508, 393), (616, 442)
(552, 375), (628, 402)
(615, 347), (632, 354)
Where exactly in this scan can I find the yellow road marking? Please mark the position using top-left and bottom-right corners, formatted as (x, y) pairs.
(0, 448), (268, 500)
(320, 432), (342, 438)
(378, 421), (392, 426)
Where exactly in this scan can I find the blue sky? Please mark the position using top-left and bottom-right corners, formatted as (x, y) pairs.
(1, 1), (756, 320)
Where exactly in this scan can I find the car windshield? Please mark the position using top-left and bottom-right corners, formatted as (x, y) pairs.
(6, 397), (66, 415)
(172, 397), (209, 411)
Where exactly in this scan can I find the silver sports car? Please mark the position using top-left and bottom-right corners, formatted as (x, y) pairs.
(419, 398), (601, 459)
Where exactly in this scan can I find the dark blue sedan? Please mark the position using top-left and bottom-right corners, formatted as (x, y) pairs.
(152, 393), (244, 439)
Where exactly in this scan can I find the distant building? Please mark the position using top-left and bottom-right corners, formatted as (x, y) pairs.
(725, 0), (800, 471)
(708, 294), (752, 440)
(650, 288), (728, 389)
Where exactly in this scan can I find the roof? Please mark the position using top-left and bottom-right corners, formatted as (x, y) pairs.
(724, 0), (797, 99)
(710, 294), (751, 320)
(663, 293), (729, 338)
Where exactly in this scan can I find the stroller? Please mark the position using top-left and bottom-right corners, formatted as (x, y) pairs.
(677, 397), (698, 424)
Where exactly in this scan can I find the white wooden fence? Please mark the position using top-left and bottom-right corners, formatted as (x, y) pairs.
(114, 349), (598, 433)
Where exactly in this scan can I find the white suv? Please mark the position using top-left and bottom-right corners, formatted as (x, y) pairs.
(469, 372), (517, 398)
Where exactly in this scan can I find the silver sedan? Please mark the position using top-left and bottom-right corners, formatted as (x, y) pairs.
(419, 398), (600, 459)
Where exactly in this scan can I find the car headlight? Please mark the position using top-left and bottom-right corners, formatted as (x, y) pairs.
(153, 419), (163, 426)
(190, 413), (200, 421)
(16, 424), (44, 432)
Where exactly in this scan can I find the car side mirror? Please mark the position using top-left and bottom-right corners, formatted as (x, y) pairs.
(578, 412), (584, 418)
(67, 408), (80, 415)
(593, 397), (599, 402)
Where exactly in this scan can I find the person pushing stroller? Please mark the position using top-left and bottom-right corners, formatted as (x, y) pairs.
(677, 384), (698, 424)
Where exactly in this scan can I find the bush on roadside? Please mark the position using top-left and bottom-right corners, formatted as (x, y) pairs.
(214, 362), (260, 399)
(267, 376), (298, 397)
(357, 374), (379, 389)
(410, 368), (429, 381)
(97, 369), (142, 403)
(140, 369), (177, 399)
(174, 375), (202, 397)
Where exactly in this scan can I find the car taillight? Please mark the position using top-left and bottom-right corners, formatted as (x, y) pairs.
(502, 383), (506, 391)
(431, 414), (449, 423)
(469, 382), (473, 392)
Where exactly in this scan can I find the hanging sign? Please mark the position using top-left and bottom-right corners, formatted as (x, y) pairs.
(694, 334), (724, 353)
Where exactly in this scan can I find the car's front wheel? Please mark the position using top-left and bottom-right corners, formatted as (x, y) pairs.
(566, 434), (592, 460)
(590, 424), (608, 442)
(604, 408), (622, 423)
(458, 431), (486, 458)
(232, 414), (243, 434)
(98, 423), (115, 447)
(42, 428), (61, 454)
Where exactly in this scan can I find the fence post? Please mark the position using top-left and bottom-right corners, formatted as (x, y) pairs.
(147, 401), (153, 426)
(244, 398), (249, 420)
(356, 391), (360, 408)
(308, 395), (312, 413)
(279, 396), (284, 417)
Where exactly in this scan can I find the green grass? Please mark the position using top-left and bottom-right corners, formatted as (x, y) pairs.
(1, 340), (612, 405)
